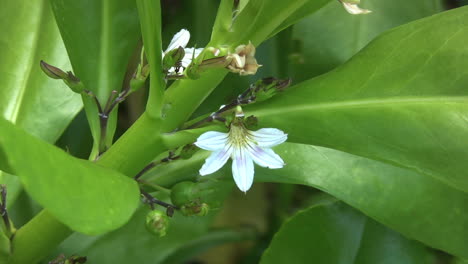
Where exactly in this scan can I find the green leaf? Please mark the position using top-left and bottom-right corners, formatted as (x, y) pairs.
(289, 0), (443, 80)
(260, 201), (433, 264)
(256, 143), (468, 258)
(49, 0), (141, 154)
(247, 6), (468, 192)
(162, 228), (256, 264)
(144, 142), (468, 258)
(0, 0), (82, 205)
(49, 0), (140, 104)
(0, 118), (139, 235)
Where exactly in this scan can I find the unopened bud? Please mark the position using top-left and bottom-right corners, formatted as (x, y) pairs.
(163, 46), (185, 71)
(146, 210), (169, 237)
(170, 180), (223, 213)
(40, 60), (68, 79)
(40, 60), (84, 93)
(254, 77), (291, 102)
(181, 202), (209, 217)
(130, 64), (149, 93)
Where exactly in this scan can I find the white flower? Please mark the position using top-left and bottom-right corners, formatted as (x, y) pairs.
(339, 0), (371, 15)
(194, 120), (287, 193)
(163, 29), (204, 73)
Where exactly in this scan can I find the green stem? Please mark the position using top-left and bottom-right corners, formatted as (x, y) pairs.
(9, 210), (72, 264)
(139, 180), (171, 194)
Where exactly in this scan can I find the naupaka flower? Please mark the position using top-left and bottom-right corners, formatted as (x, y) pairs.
(194, 111), (287, 192)
(163, 29), (204, 73)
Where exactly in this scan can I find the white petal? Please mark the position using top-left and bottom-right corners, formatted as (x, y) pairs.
(247, 145), (284, 169)
(181, 48), (204, 67)
(195, 131), (228, 151)
(341, 2), (371, 15)
(232, 147), (254, 192)
(166, 29), (190, 53)
(251, 128), (287, 148)
(199, 148), (231, 176)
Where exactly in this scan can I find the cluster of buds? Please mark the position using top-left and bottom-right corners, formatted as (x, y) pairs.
(245, 77), (291, 103)
(170, 181), (223, 216)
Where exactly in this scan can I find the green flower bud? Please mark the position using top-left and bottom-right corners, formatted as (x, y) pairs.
(170, 181), (197, 207)
(40, 60), (84, 93)
(181, 202), (209, 217)
(40, 60), (68, 79)
(163, 46), (185, 71)
(145, 210), (169, 237)
(130, 64), (149, 93)
(171, 180), (228, 215)
(253, 77), (291, 102)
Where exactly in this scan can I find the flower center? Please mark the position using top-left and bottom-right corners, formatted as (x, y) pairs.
(228, 121), (251, 148)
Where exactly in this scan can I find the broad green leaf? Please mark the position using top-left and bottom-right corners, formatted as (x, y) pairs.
(144, 142), (468, 258)
(247, 6), (468, 192)
(0, 0), (82, 205)
(49, 0), (140, 104)
(49, 0), (141, 153)
(256, 143), (468, 258)
(0, 118), (139, 235)
(260, 201), (433, 264)
(289, 0), (443, 80)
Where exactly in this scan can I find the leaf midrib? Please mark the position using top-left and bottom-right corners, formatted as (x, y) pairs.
(253, 96), (468, 116)
(9, 2), (45, 123)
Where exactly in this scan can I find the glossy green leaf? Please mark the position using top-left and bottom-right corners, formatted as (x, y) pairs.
(0, 0), (82, 205)
(256, 143), (468, 258)
(49, 0), (140, 104)
(247, 6), (468, 192)
(260, 201), (433, 264)
(49, 0), (141, 154)
(144, 142), (468, 258)
(0, 118), (139, 235)
(163, 228), (256, 264)
(289, 0), (443, 80)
